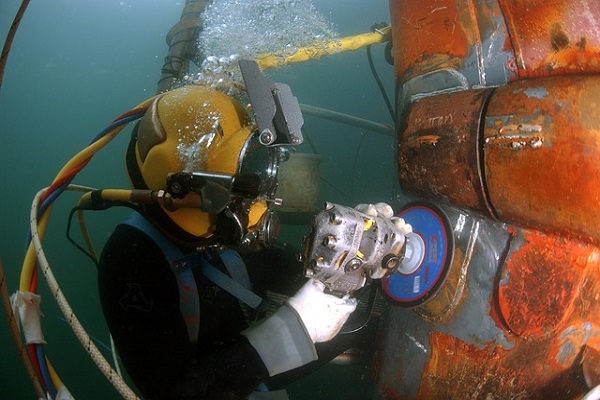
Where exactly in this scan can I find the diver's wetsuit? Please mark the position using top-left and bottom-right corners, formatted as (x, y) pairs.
(98, 222), (282, 399)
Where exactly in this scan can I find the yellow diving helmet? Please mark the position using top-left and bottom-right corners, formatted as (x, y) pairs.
(126, 83), (284, 250)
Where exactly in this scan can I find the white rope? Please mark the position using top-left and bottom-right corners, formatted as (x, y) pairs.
(30, 185), (139, 399)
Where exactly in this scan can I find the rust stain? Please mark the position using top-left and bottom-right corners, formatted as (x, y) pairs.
(498, 0), (600, 78)
(391, 0), (471, 83)
(404, 134), (442, 148)
(398, 88), (495, 215)
(543, 40), (600, 73)
(497, 230), (590, 337)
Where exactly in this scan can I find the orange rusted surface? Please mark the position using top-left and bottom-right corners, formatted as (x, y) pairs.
(415, 330), (592, 399)
(499, 0), (600, 78)
(384, 1), (600, 399)
(372, 225), (600, 399)
(497, 229), (598, 337)
(390, 0), (469, 83)
(398, 75), (600, 244)
(390, 0), (600, 92)
(484, 75), (600, 244)
(398, 88), (494, 216)
(390, 0), (516, 90)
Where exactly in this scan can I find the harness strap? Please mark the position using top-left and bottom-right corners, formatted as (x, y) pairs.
(121, 212), (263, 343)
(199, 254), (262, 310)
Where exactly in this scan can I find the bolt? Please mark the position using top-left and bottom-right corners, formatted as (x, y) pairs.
(259, 129), (275, 145)
(384, 255), (400, 270)
(323, 235), (337, 248)
(170, 182), (182, 194)
(345, 258), (362, 272)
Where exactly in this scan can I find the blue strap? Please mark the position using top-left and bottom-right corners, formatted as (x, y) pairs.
(121, 212), (263, 342)
(122, 212), (201, 343)
(198, 251), (263, 309)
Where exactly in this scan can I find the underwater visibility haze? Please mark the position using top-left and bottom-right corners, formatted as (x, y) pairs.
(0, 0), (396, 398)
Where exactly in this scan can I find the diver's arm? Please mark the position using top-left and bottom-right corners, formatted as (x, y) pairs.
(241, 278), (357, 377)
(99, 223), (357, 399)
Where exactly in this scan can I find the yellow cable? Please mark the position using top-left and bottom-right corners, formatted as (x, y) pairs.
(78, 189), (133, 206)
(19, 210), (51, 291)
(0, 260), (47, 399)
(46, 356), (64, 393)
(100, 189), (135, 202)
(76, 189), (135, 263)
(255, 27), (391, 70)
(19, 96), (157, 292)
(52, 96), (156, 186)
(77, 208), (98, 263)
(19, 132), (124, 290)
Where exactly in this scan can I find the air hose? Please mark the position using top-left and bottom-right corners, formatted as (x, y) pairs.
(255, 25), (392, 70)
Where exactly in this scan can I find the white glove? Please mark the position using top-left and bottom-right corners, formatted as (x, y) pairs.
(287, 279), (357, 343)
(355, 202), (413, 235)
(242, 278), (356, 376)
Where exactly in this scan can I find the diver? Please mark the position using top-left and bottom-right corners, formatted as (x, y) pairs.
(96, 78), (404, 399)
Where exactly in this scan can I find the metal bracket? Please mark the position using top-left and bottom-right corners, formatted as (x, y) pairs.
(239, 59), (304, 146)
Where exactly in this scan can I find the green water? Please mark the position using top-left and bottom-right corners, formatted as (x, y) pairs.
(0, 1), (397, 398)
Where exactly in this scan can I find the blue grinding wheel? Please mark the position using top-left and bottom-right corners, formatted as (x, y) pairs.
(382, 202), (453, 307)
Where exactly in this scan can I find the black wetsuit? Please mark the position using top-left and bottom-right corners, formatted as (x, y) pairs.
(98, 222), (297, 399)
(98, 217), (375, 399)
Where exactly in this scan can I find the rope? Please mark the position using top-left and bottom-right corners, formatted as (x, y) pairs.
(0, 0), (31, 93)
(30, 185), (140, 400)
(0, 259), (47, 399)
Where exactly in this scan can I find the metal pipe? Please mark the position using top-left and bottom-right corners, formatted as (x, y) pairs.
(156, 0), (212, 93)
(300, 104), (394, 136)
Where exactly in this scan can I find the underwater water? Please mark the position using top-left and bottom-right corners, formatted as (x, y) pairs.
(0, 0), (398, 398)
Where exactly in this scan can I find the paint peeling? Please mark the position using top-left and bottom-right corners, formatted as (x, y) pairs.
(485, 133), (545, 150)
(405, 332), (428, 354)
(499, 270), (510, 286)
(557, 323), (596, 364)
(557, 341), (577, 364)
(524, 87), (549, 99)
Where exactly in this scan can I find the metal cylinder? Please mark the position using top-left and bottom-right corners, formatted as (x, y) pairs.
(398, 75), (600, 244)
(390, 0), (600, 95)
(398, 88), (494, 216)
(484, 75), (600, 243)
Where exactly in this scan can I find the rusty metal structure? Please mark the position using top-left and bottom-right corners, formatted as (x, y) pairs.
(373, 0), (600, 398)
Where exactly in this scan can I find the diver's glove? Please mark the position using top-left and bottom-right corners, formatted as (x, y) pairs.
(287, 279), (357, 343)
(355, 202), (413, 235)
(241, 279), (357, 376)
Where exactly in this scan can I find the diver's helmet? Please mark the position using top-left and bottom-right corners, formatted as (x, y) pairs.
(126, 84), (283, 251)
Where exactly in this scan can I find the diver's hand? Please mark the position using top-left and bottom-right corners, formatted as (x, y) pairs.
(287, 279), (357, 343)
(241, 278), (356, 375)
(355, 202), (413, 235)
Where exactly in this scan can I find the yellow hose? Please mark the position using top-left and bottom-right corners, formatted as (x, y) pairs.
(76, 189), (137, 263)
(52, 97), (157, 185)
(255, 26), (391, 70)
(19, 211), (51, 291)
(78, 189), (134, 206)
(19, 96), (157, 291)
(47, 357), (64, 393)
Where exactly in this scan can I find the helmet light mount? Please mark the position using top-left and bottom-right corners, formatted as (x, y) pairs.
(239, 59), (304, 147)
